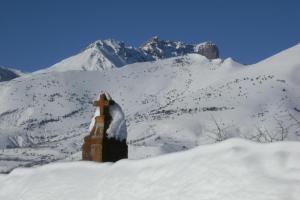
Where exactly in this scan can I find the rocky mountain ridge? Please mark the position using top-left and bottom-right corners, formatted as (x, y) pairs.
(140, 36), (219, 60)
(41, 36), (219, 72)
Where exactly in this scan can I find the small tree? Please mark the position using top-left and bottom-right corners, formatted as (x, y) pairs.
(247, 117), (290, 143)
(206, 115), (232, 142)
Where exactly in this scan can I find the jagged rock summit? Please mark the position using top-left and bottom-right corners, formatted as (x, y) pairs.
(141, 36), (219, 60)
(196, 41), (219, 59)
(39, 36), (220, 73)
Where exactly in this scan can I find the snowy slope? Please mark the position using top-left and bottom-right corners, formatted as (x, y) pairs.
(0, 44), (300, 173)
(0, 139), (300, 200)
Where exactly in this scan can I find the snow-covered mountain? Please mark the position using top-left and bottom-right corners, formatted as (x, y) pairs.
(0, 66), (24, 82)
(0, 42), (300, 173)
(41, 39), (152, 72)
(1, 139), (300, 200)
(38, 37), (219, 73)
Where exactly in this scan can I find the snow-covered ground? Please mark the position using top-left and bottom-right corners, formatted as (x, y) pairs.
(0, 139), (299, 200)
(0, 41), (300, 173)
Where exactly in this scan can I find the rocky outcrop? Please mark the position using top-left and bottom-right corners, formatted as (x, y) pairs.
(195, 42), (219, 59)
(140, 36), (219, 60)
(140, 36), (194, 59)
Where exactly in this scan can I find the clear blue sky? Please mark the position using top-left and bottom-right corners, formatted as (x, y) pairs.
(0, 0), (299, 72)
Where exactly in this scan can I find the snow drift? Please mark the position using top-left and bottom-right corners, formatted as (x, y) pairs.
(0, 139), (299, 200)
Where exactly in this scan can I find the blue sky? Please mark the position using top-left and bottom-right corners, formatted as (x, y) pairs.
(0, 0), (299, 72)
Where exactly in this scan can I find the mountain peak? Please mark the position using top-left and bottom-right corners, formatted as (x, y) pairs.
(147, 35), (159, 43)
(84, 39), (125, 52)
(43, 37), (220, 73)
(141, 36), (182, 48)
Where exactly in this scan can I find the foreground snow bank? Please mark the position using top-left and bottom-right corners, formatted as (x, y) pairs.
(0, 139), (300, 200)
